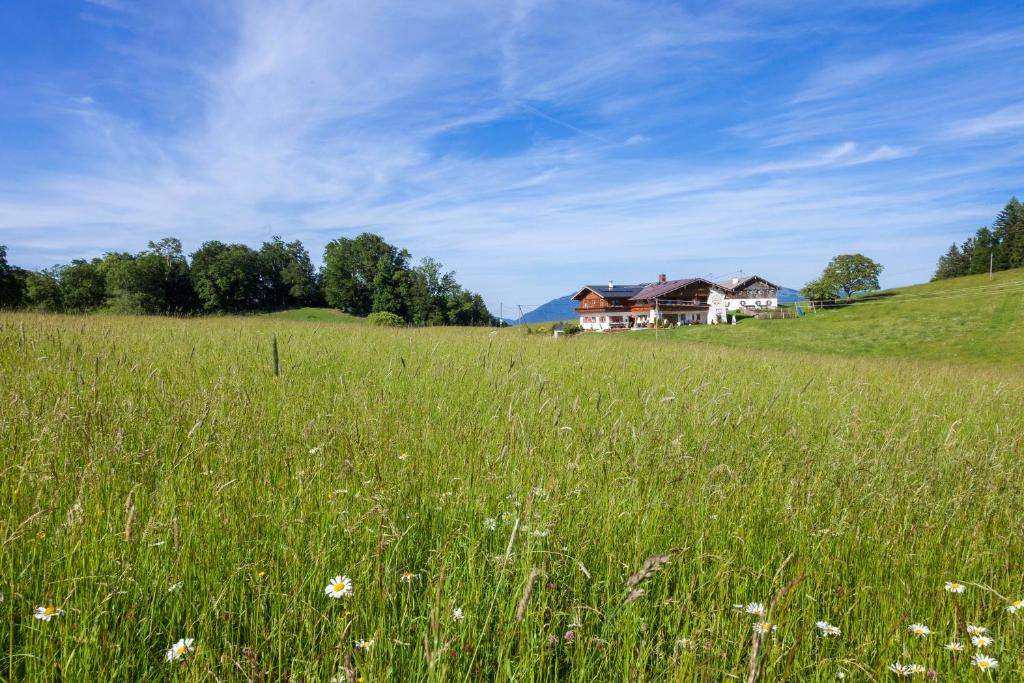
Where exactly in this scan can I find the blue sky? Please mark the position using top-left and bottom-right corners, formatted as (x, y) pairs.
(1, 0), (1023, 310)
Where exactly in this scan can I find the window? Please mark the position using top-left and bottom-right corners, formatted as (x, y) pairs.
(740, 301), (747, 306)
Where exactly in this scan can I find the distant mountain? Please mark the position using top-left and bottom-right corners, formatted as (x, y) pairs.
(778, 287), (801, 303)
(505, 286), (801, 325)
(503, 295), (576, 325)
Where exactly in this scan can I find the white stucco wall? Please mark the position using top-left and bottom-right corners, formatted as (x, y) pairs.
(725, 296), (778, 311)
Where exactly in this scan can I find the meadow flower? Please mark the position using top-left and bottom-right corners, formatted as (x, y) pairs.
(907, 664), (925, 675)
(971, 635), (993, 648)
(325, 575), (353, 598)
(966, 624), (987, 635)
(944, 581), (965, 593)
(165, 638), (194, 662)
(563, 629), (575, 642)
(33, 606), (64, 621)
(908, 623), (931, 638)
(529, 529), (550, 538)
(889, 662), (908, 676)
(398, 452), (409, 461)
(308, 446), (321, 455)
(1007, 598), (1023, 614)
(399, 570), (419, 583)
(944, 641), (965, 651)
(167, 581), (183, 592)
(676, 637), (692, 649)
(483, 517), (498, 531)
(354, 638), (375, 652)
(752, 621), (777, 634)
(744, 602), (767, 617)
(815, 620), (841, 636)
(972, 654), (998, 671)
(452, 607), (464, 622)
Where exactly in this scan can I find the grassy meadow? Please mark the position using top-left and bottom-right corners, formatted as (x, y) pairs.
(652, 267), (1024, 366)
(2, 307), (1024, 681)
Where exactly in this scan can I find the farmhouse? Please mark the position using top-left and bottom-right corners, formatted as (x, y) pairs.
(573, 274), (779, 331)
(718, 275), (780, 311)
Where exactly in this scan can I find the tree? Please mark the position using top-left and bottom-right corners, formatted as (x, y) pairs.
(322, 233), (410, 316)
(933, 243), (969, 280)
(0, 245), (27, 308)
(23, 268), (64, 311)
(819, 254), (883, 298)
(967, 228), (995, 275)
(992, 197), (1024, 270)
(60, 259), (107, 311)
(101, 238), (197, 314)
(799, 277), (838, 302)
(190, 241), (266, 312)
(258, 236), (319, 308)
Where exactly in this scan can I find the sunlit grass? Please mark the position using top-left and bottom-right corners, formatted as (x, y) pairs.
(1, 312), (1022, 680)
(646, 267), (1024, 366)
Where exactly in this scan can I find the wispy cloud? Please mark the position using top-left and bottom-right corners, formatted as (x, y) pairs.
(948, 105), (1024, 138)
(0, 0), (1021, 306)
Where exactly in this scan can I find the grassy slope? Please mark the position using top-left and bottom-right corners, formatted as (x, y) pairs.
(260, 307), (367, 324)
(2, 313), (1023, 680)
(641, 268), (1024, 366)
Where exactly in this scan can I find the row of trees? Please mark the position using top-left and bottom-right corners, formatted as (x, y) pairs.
(0, 233), (494, 326)
(933, 197), (1024, 280)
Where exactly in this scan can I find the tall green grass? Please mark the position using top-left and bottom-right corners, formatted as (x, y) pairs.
(2, 313), (1022, 680)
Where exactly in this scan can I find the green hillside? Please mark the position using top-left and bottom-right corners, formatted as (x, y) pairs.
(644, 267), (1024, 366)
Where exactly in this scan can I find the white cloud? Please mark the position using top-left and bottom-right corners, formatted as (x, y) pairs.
(1, 1), (1021, 306)
(948, 105), (1024, 138)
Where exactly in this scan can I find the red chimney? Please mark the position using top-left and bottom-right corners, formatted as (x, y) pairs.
(658, 273), (666, 284)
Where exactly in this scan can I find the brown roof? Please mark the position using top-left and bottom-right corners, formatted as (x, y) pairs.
(631, 277), (721, 301)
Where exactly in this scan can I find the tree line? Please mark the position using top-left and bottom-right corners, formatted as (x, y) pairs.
(933, 197), (1024, 280)
(0, 233), (494, 326)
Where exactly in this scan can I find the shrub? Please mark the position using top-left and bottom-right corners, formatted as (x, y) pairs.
(367, 311), (405, 327)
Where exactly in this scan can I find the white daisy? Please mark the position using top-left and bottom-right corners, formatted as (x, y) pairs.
(906, 664), (925, 674)
(452, 607), (464, 622)
(676, 637), (692, 649)
(908, 623), (931, 638)
(815, 620), (841, 636)
(744, 602), (767, 617)
(483, 517), (498, 531)
(165, 638), (194, 662)
(399, 570), (419, 583)
(167, 581), (183, 592)
(398, 452), (409, 461)
(888, 662), (907, 676)
(972, 654), (998, 671)
(354, 638), (375, 652)
(752, 621), (776, 634)
(945, 641), (965, 652)
(944, 581), (966, 593)
(966, 624), (987, 635)
(971, 635), (993, 648)
(33, 606), (64, 621)
(1007, 598), (1024, 614)
(324, 575), (353, 599)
